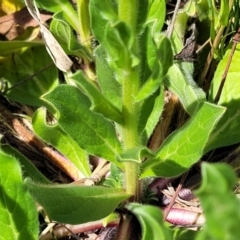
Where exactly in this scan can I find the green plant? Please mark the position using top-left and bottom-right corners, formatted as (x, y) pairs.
(1, 0), (240, 239)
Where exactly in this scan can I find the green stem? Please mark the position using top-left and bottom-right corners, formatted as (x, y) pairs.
(122, 70), (140, 200)
(118, 0), (140, 201)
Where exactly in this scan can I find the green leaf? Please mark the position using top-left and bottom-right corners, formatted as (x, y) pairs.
(136, 34), (173, 102)
(0, 46), (58, 106)
(50, 11), (92, 60)
(140, 102), (225, 178)
(42, 85), (122, 167)
(69, 70), (123, 124)
(0, 40), (43, 55)
(139, 87), (164, 144)
(32, 107), (91, 178)
(90, 0), (138, 72)
(219, 0), (229, 26)
(165, 63), (206, 115)
(26, 179), (130, 224)
(195, 163), (240, 240)
(103, 164), (124, 188)
(1, 144), (50, 184)
(35, 0), (80, 33)
(127, 203), (173, 240)
(173, 228), (198, 240)
(147, 0), (166, 34)
(0, 149), (38, 240)
(89, 0), (114, 44)
(89, 0), (118, 23)
(95, 45), (122, 108)
(117, 146), (154, 163)
(206, 44), (240, 152)
(104, 21), (138, 69)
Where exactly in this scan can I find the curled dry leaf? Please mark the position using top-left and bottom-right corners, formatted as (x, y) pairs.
(24, 0), (73, 72)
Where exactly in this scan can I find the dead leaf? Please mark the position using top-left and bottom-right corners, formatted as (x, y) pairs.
(0, 7), (51, 40)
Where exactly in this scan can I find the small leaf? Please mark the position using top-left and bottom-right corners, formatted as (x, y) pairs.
(34, 0), (80, 34)
(32, 107), (91, 178)
(50, 11), (92, 60)
(136, 34), (173, 102)
(195, 163), (240, 240)
(103, 164), (123, 188)
(89, 0), (112, 44)
(95, 45), (122, 108)
(69, 70), (123, 124)
(26, 179), (130, 224)
(147, 0), (166, 34)
(0, 148), (38, 240)
(219, 0), (229, 26)
(141, 102), (225, 178)
(104, 21), (137, 69)
(139, 87), (164, 143)
(127, 203), (173, 240)
(42, 85), (122, 166)
(117, 146), (154, 163)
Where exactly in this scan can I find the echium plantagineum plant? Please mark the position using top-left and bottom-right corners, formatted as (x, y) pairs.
(2, 0), (240, 239)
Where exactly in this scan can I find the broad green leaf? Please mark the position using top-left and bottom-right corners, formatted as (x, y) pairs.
(0, 46), (58, 106)
(42, 85), (122, 166)
(139, 87), (164, 144)
(50, 11), (92, 60)
(32, 107), (91, 178)
(26, 179), (130, 224)
(95, 45), (122, 108)
(69, 70), (123, 124)
(165, 63), (206, 115)
(140, 102), (225, 178)
(195, 163), (240, 240)
(206, 44), (240, 152)
(0, 149), (38, 240)
(127, 203), (173, 240)
(1, 144), (50, 184)
(34, 0), (79, 33)
(0, 40), (43, 55)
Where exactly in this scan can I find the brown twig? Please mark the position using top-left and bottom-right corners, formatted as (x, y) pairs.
(164, 171), (189, 220)
(39, 219), (120, 240)
(166, 0), (182, 38)
(214, 28), (240, 103)
(148, 91), (179, 151)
